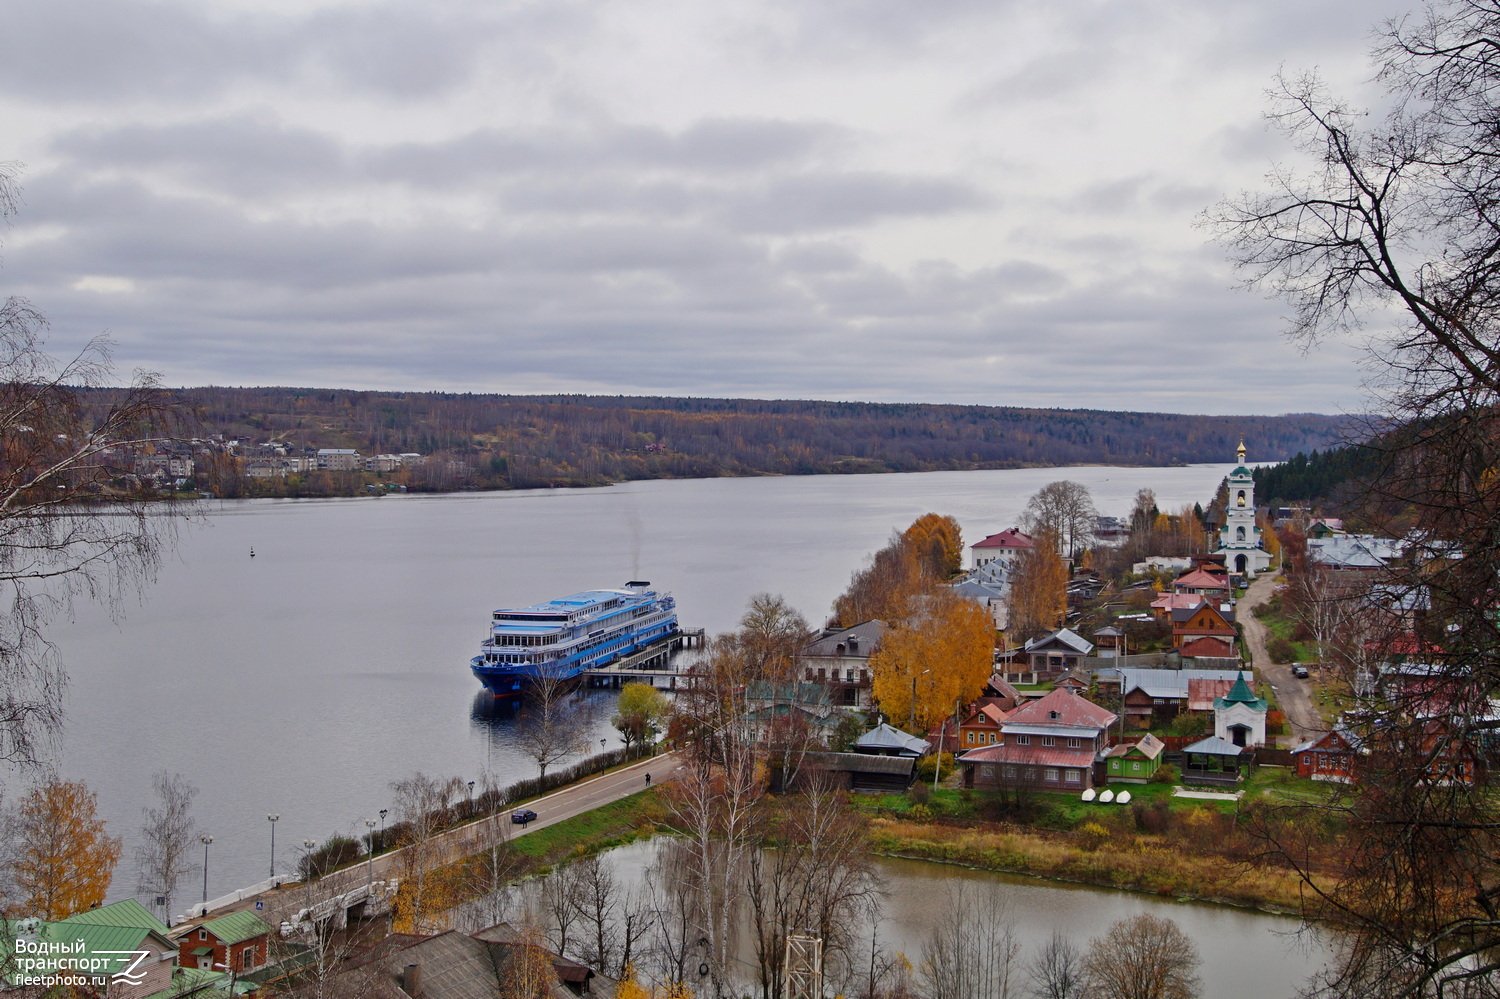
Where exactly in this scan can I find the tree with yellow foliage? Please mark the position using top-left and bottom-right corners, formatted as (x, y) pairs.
(870, 589), (994, 732)
(6, 776), (121, 919)
(616, 964), (694, 999)
(1257, 511), (1281, 563)
(903, 513), (963, 580)
(832, 532), (924, 627)
(833, 514), (967, 627)
(1006, 527), (1067, 644)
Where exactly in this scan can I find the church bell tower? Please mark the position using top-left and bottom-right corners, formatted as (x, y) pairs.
(1216, 439), (1273, 578)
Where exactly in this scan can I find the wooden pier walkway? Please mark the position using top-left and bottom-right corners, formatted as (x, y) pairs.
(580, 627), (704, 690)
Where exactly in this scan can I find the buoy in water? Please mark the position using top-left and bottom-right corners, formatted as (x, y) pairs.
(250, 548), (256, 557)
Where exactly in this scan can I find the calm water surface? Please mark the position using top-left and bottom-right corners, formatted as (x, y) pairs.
(50, 465), (1236, 898)
(510, 839), (1331, 999)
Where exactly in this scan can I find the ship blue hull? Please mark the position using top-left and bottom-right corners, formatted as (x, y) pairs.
(470, 586), (678, 697)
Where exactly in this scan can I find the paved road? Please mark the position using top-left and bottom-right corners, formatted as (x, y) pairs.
(1238, 573), (1321, 745)
(194, 752), (683, 931)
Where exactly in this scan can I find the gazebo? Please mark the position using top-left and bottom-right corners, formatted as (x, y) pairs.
(1181, 734), (1252, 786)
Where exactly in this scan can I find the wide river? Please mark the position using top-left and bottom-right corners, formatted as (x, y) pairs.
(49, 464), (1312, 963)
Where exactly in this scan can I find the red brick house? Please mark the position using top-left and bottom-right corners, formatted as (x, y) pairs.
(958, 687), (1117, 791)
(177, 911), (271, 975)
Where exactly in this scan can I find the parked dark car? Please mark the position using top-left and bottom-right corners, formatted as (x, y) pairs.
(1292, 664), (1311, 679)
(511, 808), (538, 824)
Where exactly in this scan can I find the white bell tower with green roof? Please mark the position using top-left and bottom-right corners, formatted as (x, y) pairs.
(1215, 439), (1273, 578)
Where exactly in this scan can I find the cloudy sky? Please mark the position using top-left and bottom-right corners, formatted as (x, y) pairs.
(2, 0), (1414, 414)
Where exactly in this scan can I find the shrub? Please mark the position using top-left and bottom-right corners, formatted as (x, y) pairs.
(907, 781), (932, 805)
(1077, 821), (1110, 851)
(908, 804), (932, 821)
(915, 752), (955, 783)
(302, 834), (361, 878)
(1267, 636), (1296, 663)
(1150, 763), (1178, 785)
(1132, 800), (1170, 834)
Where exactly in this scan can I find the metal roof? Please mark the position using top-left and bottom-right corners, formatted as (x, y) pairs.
(855, 722), (930, 756)
(1182, 735), (1247, 756)
(198, 910), (271, 946)
(58, 898), (167, 934)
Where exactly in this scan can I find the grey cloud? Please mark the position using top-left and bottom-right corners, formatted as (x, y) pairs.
(3, 0), (530, 103)
(52, 115), (349, 197)
(723, 173), (989, 233)
(958, 48), (1109, 110)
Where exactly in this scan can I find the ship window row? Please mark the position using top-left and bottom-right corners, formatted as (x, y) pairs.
(493, 635), (555, 647)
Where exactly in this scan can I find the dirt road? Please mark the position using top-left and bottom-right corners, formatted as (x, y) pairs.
(1238, 573), (1322, 745)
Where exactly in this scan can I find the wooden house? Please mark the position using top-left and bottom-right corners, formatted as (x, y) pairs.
(1293, 725), (1362, 782)
(1171, 568), (1231, 599)
(1171, 601), (1238, 660)
(1105, 733), (1166, 783)
(1022, 628), (1095, 681)
(958, 703), (1007, 750)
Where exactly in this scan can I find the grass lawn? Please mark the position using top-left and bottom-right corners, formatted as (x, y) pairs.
(510, 789), (665, 861)
(1244, 765), (1334, 803)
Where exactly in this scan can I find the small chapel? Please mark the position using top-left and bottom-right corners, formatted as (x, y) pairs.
(1214, 440), (1274, 578)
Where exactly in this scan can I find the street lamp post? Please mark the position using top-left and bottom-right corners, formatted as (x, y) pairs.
(910, 669), (931, 732)
(467, 781), (475, 818)
(200, 834), (214, 905)
(364, 819), (377, 887)
(267, 814), (279, 880)
(303, 840), (318, 911)
(379, 808), (388, 851)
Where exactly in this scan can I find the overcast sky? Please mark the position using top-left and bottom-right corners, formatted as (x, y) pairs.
(2, 0), (1415, 414)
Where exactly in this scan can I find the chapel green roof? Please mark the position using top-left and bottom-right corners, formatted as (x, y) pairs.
(1215, 672), (1268, 712)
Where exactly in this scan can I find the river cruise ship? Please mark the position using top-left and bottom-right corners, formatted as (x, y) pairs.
(469, 581), (679, 697)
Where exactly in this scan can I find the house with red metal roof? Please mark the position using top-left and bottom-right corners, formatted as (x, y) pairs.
(1171, 568), (1231, 599)
(969, 527), (1035, 571)
(958, 702), (1008, 751)
(957, 687), (1117, 791)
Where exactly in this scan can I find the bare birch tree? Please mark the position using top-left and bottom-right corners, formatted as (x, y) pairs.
(517, 672), (590, 778)
(389, 772), (463, 933)
(135, 771), (198, 924)
(1027, 931), (1086, 999)
(0, 164), (192, 775)
(920, 883), (1021, 999)
(1022, 481), (1097, 561)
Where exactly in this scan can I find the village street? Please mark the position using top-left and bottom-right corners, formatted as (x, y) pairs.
(1237, 573), (1321, 745)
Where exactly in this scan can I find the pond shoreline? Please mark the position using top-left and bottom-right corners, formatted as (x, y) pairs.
(866, 846), (1306, 918)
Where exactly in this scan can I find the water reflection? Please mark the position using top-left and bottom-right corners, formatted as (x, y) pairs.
(468, 687), (624, 777)
(458, 838), (1331, 999)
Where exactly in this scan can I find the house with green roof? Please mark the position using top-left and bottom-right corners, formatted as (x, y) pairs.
(2, 899), (180, 999)
(1213, 672), (1269, 748)
(175, 910), (273, 977)
(1105, 732), (1166, 783)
